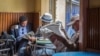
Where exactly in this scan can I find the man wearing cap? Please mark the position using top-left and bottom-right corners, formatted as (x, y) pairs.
(35, 13), (53, 37)
(67, 15), (79, 39)
(11, 16), (36, 56)
(67, 15), (80, 50)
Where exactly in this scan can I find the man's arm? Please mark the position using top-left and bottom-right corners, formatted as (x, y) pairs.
(35, 26), (42, 37)
(10, 25), (16, 38)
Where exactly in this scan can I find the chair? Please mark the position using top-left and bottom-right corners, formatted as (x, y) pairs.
(0, 39), (11, 56)
(0, 31), (15, 56)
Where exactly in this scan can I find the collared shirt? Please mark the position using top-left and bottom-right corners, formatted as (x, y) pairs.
(17, 25), (27, 42)
(67, 26), (75, 39)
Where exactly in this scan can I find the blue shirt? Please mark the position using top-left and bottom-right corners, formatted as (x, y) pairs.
(67, 26), (75, 39)
(17, 25), (27, 42)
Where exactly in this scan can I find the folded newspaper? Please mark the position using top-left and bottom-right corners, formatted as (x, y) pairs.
(23, 31), (35, 40)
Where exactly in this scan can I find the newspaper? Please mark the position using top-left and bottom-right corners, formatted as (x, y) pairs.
(23, 31), (35, 40)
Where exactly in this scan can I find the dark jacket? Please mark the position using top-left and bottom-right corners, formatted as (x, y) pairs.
(10, 23), (33, 47)
(11, 23), (32, 38)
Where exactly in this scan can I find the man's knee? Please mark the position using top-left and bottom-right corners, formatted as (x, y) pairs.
(18, 47), (26, 55)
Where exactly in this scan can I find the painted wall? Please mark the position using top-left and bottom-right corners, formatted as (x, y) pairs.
(56, 0), (66, 28)
(34, 0), (50, 26)
(34, 0), (50, 15)
(34, 0), (41, 13)
(41, 0), (49, 15)
(0, 0), (34, 12)
(89, 0), (100, 8)
(0, 0), (50, 14)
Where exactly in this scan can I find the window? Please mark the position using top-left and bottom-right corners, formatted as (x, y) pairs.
(66, 0), (80, 31)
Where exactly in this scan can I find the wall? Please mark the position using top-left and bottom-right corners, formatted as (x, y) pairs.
(34, 0), (41, 13)
(0, 0), (34, 12)
(34, 0), (50, 15)
(41, 0), (50, 15)
(34, 0), (50, 26)
(89, 0), (100, 8)
(56, 0), (66, 28)
(49, 0), (56, 21)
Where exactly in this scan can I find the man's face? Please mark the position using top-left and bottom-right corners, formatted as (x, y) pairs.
(42, 21), (50, 26)
(72, 20), (79, 31)
(20, 20), (28, 27)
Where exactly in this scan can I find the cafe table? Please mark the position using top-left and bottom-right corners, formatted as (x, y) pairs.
(36, 39), (52, 44)
(52, 51), (100, 56)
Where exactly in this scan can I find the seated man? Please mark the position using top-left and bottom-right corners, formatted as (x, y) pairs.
(55, 15), (79, 51)
(35, 13), (53, 37)
(11, 16), (36, 56)
(35, 13), (55, 55)
(67, 15), (79, 50)
(67, 14), (79, 39)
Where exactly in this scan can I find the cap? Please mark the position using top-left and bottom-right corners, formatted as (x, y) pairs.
(67, 14), (79, 26)
(41, 13), (53, 23)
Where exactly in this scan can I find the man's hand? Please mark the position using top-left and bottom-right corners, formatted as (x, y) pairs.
(28, 36), (36, 42)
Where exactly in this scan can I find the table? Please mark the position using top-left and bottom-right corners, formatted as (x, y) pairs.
(36, 39), (52, 44)
(53, 52), (100, 56)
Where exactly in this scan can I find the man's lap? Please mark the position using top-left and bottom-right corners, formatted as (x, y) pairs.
(17, 40), (29, 56)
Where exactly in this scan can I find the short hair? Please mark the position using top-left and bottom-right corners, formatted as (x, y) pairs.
(19, 16), (28, 23)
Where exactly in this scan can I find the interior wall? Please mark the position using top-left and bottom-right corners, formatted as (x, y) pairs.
(49, 0), (56, 21)
(56, 0), (66, 28)
(0, 0), (34, 12)
(34, 0), (41, 13)
(41, 0), (50, 15)
(34, 0), (50, 26)
(89, 0), (100, 8)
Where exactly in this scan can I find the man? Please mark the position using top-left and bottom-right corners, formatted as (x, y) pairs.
(67, 14), (79, 39)
(35, 13), (53, 37)
(11, 16), (36, 56)
(67, 15), (79, 50)
(35, 13), (56, 55)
